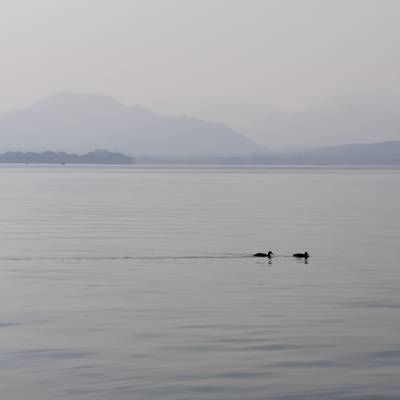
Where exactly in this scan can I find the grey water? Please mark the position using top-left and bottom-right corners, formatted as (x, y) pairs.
(1, 165), (400, 400)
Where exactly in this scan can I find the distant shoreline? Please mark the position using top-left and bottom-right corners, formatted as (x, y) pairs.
(0, 150), (135, 164)
(1, 163), (400, 169)
(2, 140), (400, 165)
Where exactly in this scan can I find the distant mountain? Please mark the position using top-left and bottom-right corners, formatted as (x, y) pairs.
(0, 150), (134, 164)
(249, 92), (400, 149)
(0, 93), (263, 157)
(151, 92), (400, 150)
(135, 140), (400, 165)
(294, 141), (400, 165)
(239, 140), (400, 165)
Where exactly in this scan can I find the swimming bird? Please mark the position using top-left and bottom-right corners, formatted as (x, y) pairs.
(292, 251), (310, 259)
(253, 251), (274, 258)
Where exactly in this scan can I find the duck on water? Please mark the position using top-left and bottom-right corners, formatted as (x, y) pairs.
(292, 251), (310, 259)
(253, 251), (274, 258)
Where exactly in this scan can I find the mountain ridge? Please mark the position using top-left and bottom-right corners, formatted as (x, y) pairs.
(0, 93), (263, 157)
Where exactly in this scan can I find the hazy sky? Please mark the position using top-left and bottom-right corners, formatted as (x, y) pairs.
(1, 0), (399, 146)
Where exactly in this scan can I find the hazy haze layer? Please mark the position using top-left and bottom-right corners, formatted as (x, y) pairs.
(1, 0), (400, 148)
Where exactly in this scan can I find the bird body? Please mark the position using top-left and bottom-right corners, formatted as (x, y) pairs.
(253, 251), (274, 258)
(292, 251), (310, 259)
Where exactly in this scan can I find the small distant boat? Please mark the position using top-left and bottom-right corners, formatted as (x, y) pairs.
(292, 251), (310, 259)
(253, 251), (274, 258)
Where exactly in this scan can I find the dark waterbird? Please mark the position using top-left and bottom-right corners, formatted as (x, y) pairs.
(292, 251), (310, 259)
(253, 251), (274, 258)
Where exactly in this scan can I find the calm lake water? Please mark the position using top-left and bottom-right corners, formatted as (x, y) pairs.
(1, 165), (400, 399)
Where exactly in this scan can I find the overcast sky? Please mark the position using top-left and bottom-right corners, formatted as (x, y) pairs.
(1, 0), (399, 146)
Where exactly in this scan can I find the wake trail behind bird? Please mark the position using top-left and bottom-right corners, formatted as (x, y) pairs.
(0, 254), (253, 262)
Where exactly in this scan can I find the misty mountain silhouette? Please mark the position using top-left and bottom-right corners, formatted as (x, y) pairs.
(208, 140), (400, 165)
(296, 140), (400, 164)
(251, 92), (400, 148)
(0, 93), (263, 157)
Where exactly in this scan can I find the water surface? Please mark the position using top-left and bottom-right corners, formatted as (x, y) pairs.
(0, 165), (399, 399)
